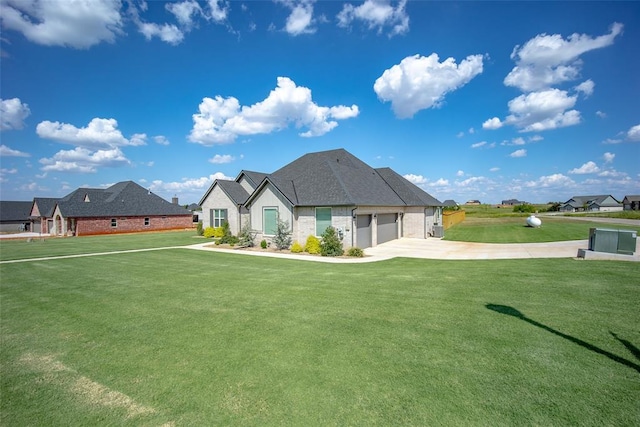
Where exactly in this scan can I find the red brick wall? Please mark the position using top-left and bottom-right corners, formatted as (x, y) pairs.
(75, 215), (192, 236)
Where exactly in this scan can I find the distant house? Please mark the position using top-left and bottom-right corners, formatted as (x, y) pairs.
(559, 195), (622, 213)
(465, 200), (481, 205)
(199, 148), (443, 248)
(0, 201), (33, 233)
(30, 197), (59, 234)
(30, 181), (193, 236)
(501, 199), (526, 206)
(442, 199), (459, 208)
(622, 195), (640, 211)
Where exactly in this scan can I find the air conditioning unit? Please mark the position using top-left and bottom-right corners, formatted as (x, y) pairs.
(432, 225), (444, 238)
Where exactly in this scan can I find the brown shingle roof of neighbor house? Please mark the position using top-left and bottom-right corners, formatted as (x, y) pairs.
(55, 181), (191, 218)
(248, 148), (442, 207)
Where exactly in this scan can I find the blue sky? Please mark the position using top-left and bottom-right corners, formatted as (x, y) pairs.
(1, 0), (639, 205)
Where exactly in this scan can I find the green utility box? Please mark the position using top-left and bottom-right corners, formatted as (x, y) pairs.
(588, 228), (637, 255)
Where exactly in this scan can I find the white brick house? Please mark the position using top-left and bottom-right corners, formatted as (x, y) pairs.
(199, 149), (443, 248)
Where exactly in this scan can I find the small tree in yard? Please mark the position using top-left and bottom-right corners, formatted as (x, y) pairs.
(237, 221), (257, 247)
(273, 219), (292, 250)
(320, 226), (343, 257)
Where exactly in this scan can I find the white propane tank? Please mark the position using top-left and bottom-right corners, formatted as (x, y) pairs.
(526, 215), (542, 228)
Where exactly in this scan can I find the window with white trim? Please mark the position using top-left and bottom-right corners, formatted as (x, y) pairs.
(263, 208), (278, 236)
(315, 207), (332, 236)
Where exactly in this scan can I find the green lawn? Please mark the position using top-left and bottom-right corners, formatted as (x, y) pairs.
(0, 230), (200, 261)
(2, 249), (638, 426)
(444, 216), (639, 243)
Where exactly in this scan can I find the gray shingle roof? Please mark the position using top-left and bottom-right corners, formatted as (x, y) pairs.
(0, 201), (33, 222)
(32, 197), (60, 217)
(217, 180), (251, 205)
(258, 149), (440, 207)
(56, 181), (191, 217)
(375, 167), (443, 206)
(564, 195), (621, 208)
(240, 171), (269, 189)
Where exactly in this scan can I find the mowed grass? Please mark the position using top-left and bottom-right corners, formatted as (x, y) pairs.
(444, 216), (639, 243)
(2, 249), (639, 426)
(0, 229), (200, 261)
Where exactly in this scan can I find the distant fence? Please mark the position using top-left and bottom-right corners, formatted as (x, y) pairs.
(443, 210), (465, 230)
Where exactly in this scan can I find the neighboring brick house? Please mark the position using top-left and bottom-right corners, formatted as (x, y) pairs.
(0, 201), (33, 233)
(559, 195), (623, 212)
(622, 195), (640, 211)
(199, 148), (443, 248)
(34, 181), (192, 236)
(30, 197), (59, 234)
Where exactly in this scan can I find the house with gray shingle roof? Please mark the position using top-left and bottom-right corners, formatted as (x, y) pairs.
(40, 181), (192, 236)
(199, 149), (443, 248)
(622, 195), (640, 211)
(559, 195), (622, 212)
(0, 201), (33, 233)
(30, 197), (60, 234)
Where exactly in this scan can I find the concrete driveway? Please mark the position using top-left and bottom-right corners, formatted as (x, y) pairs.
(365, 237), (640, 262)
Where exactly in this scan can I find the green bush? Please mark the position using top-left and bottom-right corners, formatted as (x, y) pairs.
(347, 247), (364, 257)
(304, 235), (321, 254)
(260, 239), (268, 249)
(212, 227), (225, 238)
(237, 222), (256, 247)
(196, 221), (204, 236)
(273, 219), (292, 250)
(290, 241), (304, 253)
(513, 204), (536, 213)
(203, 227), (216, 238)
(320, 226), (344, 257)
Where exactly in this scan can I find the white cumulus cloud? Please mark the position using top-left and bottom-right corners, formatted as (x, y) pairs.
(525, 173), (575, 188)
(36, 118), (135, 149)
(35, 117), (146, 173)
(138, 22), (184, 45)
(209, 154), (235, 164)
(627, 124), (640, 141)
(0, 0), (124, 49)
(337, 0), (409, 37)
(497, 89), (581, 132)
(575, 79), (595, 97)
(166, 0), (202, 28)
(603, 152), (615, 163)
(403, 174), (427, 185)
(504, 23), (622, 92)
(0, 144), (30, 157)
(154, 135), (170, 145)
(482, 117), (502, 130)
(189, 77), (359, 145)
(569, 161), (600, 174)
(39, 147), (130, 173)
(374, 53), (484, 119)
(1, 98), (31, 130)
(281, 0), (316, 36)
